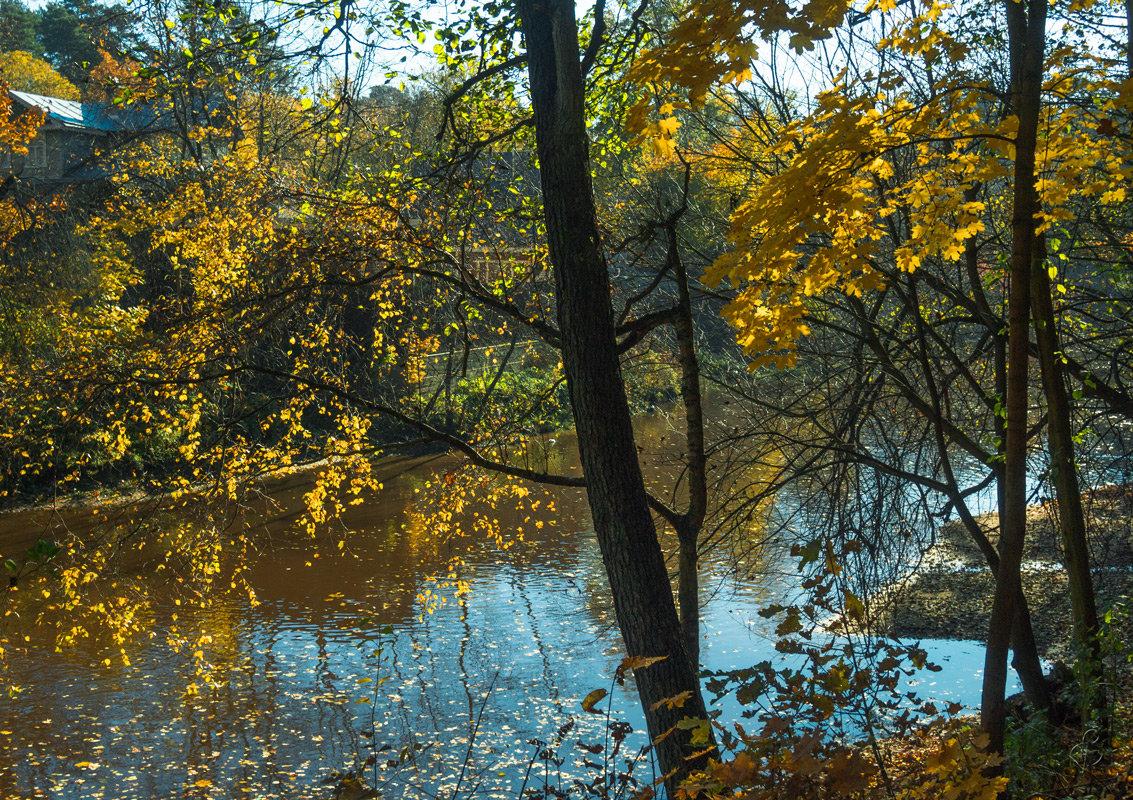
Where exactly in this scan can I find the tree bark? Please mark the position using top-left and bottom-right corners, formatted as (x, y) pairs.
(1031, 235), (1104, 726)
(672, 221), (707, 670)
(1126, 0), (1132, 77)
(515, 0), (716, 789)
(982, 0), (1047, 761)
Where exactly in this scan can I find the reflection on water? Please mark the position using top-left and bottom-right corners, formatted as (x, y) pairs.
(0, 416), (1012, 799)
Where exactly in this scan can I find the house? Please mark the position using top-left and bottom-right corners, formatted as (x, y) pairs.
(2, 89), (177, 183)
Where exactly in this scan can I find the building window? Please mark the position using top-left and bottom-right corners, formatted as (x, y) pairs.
(27, 135), (47, 171)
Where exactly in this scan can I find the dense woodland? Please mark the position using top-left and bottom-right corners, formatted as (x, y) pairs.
(1, 0), (1132, 797)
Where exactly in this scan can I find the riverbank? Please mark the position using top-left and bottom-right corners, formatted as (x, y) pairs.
(852, 486), (1133, 663)
(0, 440), (457, 517)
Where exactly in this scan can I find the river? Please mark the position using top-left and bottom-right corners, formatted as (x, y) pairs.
(0, 414), (1011, 799)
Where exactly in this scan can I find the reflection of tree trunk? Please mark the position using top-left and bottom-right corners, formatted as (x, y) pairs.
(1031, 236), (1104, 727)
(516, 0), (715, 789)
(983, 0), (1047, 760)
(458, 567), (475, 725)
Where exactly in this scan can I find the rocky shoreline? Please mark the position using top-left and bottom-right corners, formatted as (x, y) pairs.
(853, 487), (1133, 663)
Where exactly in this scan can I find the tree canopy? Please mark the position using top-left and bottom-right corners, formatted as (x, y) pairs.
(0, 49), (79, 98)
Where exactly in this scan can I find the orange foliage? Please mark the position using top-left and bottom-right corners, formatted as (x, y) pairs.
(0, 79), (43, 155)
(85, 48), (152, 103)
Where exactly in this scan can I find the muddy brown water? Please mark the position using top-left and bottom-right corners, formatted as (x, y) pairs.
(0, 416), (1009, 799)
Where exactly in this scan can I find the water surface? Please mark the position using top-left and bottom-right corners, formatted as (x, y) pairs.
(0, 418), (1010, 799)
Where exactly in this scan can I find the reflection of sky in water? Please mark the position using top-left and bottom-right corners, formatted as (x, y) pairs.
(0, 450), (1018, 799)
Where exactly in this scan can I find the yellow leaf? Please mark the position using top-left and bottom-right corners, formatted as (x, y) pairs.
(649, 136), (677, 160)
(581, 688), (608, 713)
(713, 751), (759, 787)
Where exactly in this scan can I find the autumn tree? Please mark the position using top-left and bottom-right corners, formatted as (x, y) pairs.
(10, 0), (1133, 796)
(513, 0), (720, 786)
(0, 0), (741, 790)
(0, 49), (80, 98)
(38, 0), (141, 83)
(632, 0), (1132, 773)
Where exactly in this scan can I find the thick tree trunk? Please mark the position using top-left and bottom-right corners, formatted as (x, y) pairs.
(515, 0), (716, 789)
(965, 246), (1052, 716)
(982, 0), (1047, 761)
(908, 271), (1052, 716)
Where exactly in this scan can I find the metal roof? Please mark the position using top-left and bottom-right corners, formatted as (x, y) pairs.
(9, 90), (174, 134)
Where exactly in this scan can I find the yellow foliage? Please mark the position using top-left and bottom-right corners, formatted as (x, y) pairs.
(0, 78), (43, 156)
(636, 1), (1133, 367)
(581, 687), (608, 713)
(0, 104), (438, 689)
(0, 51), (79, 100)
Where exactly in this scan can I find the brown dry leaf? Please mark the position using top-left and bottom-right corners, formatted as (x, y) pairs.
(616, 655), (668, 685)
(624, 655), (667, 670)
(925, 737), (963, 772)
(761, 715), (789, 737)
(581, 688), (608, 713)
(825, 750), (876, 794)
(713, 751), (759, 787)
(649, 690), (692, 711)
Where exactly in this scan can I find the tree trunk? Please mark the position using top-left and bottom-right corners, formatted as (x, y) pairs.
(1031, 235), (1104, 727)
(673, 226), (707, 670)
(515, 0), (716, 789)
(938, 447), (1053, 716)
(677, 523), (700, 670)
(1126, 0), (1132, 77)
(982, 0), (1047, 761)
